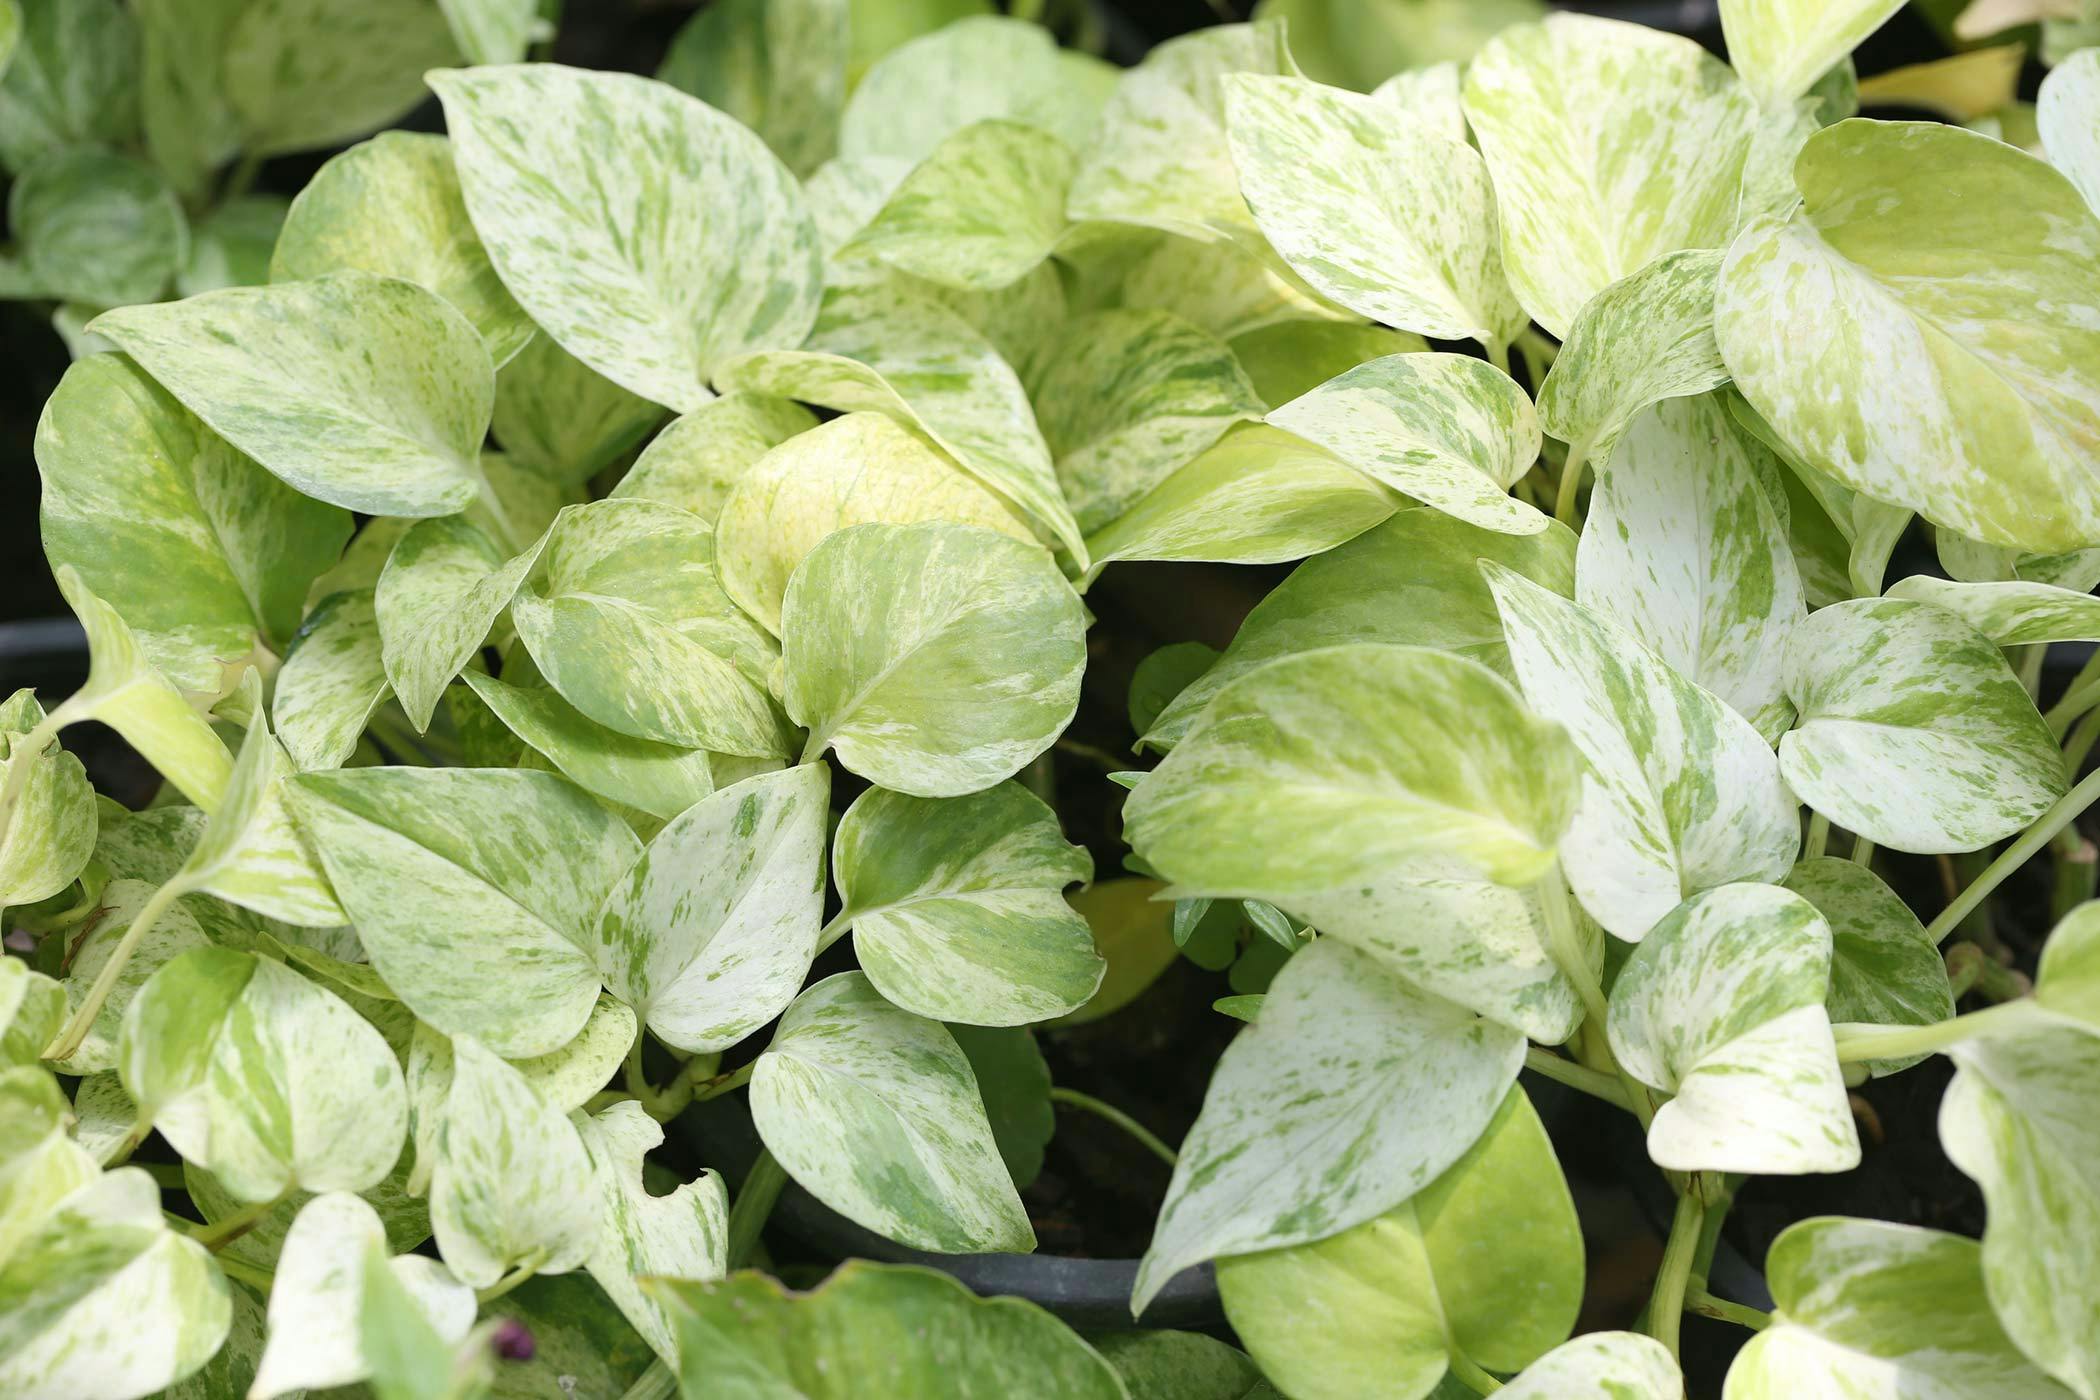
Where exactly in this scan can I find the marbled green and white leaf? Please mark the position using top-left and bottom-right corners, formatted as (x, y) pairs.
(1784, 857), (1955, 1076)
(831, 782), (1100, 1026)
(1720, 0), (1906, 109)
(1267, 353), (1546, 535)
(573, 1102), (728, 1361)
(783, 522), (1086, 797)
(375, 516), (544, 732)
(220, 0), (461, 157)
(1462, 14), (1758, 336)
(1061, 224), (1351, 341)
(843, 120), (1072, 290)
(48, 880), (212, 1077)
(271, 131), (533, 366)
(9, 149), (185, 307)
(1717, 121), (2100, 554)
(1486, 565), (1799, 939)
(839, 15), (1106, 164)
(595, 765), (827, 1054)
(1884, 576), (2100, 647)
(1608, 883), (1858, 1173)
(1, 959), (64, 1067)
(69, 1075), (139, 1167)
(185, 1148), (430, 1276)
(438, 0), (543, 64)
(2042, 47), (2100, 215)
(91, 273), (494, 519)
(611, 393), (816, 524)
(430, 63), (822, 414)
(0, 1067), (96, 1261)
(1373, 60), (1467, 140)
(0, 691), (94, 910)
(0, 0), (137, 173)
(287, 767), (639, 1059)
(1229, 320), (1429, 410)
(463, 672), (715, 824)
(1504, 1333), (1681, 1400)
(1134, 939), (1524, 1311)
(751, 972), (1033, 1252)
(274, 589), (389, 772)
(657, 0), (845, 178)
(1781, 597), (2066, 852)
(1224, 75), (1524, 350)
(491, 332), (666, 489)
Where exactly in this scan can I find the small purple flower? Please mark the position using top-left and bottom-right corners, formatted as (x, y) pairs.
(490, 1318), (535, 1362)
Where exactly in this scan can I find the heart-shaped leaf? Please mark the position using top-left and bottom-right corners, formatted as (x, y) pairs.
(610, 393), (817, 524)
(374, 516), (544, 731)
(437, 0), (543, 65)
(1720, 0), (1906, 108)
(2041, 47), (2100, 215)
(274, 589), (389, 772)
(1503, 1333), (1681, 1399)
(1885, 576), (2100, 647)
(573, 1102), (728, 1361)
(220, 0), (460, 157)
(0, 1067), (98, 1258)
(1784, 857), (1955, 1076)
(657, 0), (845, 177)
(9, 148), (186, 306)
(463, 672), (717, 824)
(840, 15), (1108, 164)
(0, 691), (95, 910)
(490, 331), (666, 489)
(0, 0), (137, 173)
(843, 119), (1073, 290)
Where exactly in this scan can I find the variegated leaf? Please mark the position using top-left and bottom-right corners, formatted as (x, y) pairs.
(1059, 224), (1350, 341)
(1, 960), (65, 1067)
(573, 1102), (728, 1361)
(490, 331), (665, 489)
(595, 766), (828, 1054)
(1607, 882), (1859, 1174)
(0, 1067), (97, 1261)
(1504, 1333), (1681, 1400)
(1720, 0), (1907, 108)
(1486, 565), (1799, 940)
(437, 0), (542, 64)
(839, 15), (1107, 164)
(430, 63), (822, 414)
(274, 589), (388, 772)
(657, 0), (844, 177)
(0, 690), (95, 910)
(219, 0), (459, 157)
(831, 782), (1100, 1026)
(1780, 598), (2066, 853)
(374, 516), (544, 731)
(751, 972), (1033, 1252)
(185, 1149), (430, 1275)
(1229, 320), (1428, 411)
(0, 0), (137, 174)
(2042, 47), (2100, 215)
(1884, 575), (2100, 646)
(48, 881), (212, 1077)
(610, 393), (817, 524)
(843, 119), (1072, 290)
(463, 672), (716, 824)
(1372, 61), (1467, 141)
(1727, 389), (1913, 602)
(1784, 858), (1955, 1076)
(9, 149), (185, 307)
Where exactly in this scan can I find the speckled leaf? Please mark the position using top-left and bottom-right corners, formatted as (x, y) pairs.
(783, 521), (1086, 797)
(1135, 938), (1524, 1312)
(163, 1277), (268, 1400)
(654, 1262), (1125, 1398)
(1721, 0), (1906, 108)
(1486, 565), (1799, 941)
(658, 0), (844, 177)
(1717, 121), (2100, 554)
(1025, 309), (1262, 535)
(1080, 423), (1400, 579)
(463, 672), (715, 823)
(843, 120), (1072, 290)
(716, 283), (1084, 561)
(491, 332), (665, 489)
(1726, 1217), (2075, 1399)
(611, 393), (816, 524)
(1784, 857), (1955, 1077)
(2042, 48), (2100, 214)
(274, 590), (389, 772)
(286, 767), (639, 1059)
(480, 1273), (657, 1397)
(36, 355), (351, 691)
(0, 0), (135, 174)
(1731, 392), (1912, 603)
(1225, 75), (1523, 350)
(595, 765), (827, 1054)
(1576, 395), (1804, 742)
(1535, 250), (1729, 465)
(1089, 1330), (1268, 1399)
(0, 691), (94, 910)
(427, 1035), (601, 1289)
(831, 782), (1100, 1026)
(717, 412), (1033, 635)
(69, 1075), (138, 1167)
(573, 1102), (728, 1361)
(1229, 320), (1429, 411)
(48, 880), (212, 1077)
(221, 0), (460, 157)
(1061, 225), (1351, 341)
(511, 500), (786, 758)
(90, 272), (494, 519)
(431, 63), (822, 414)
(0, 1067), (96, 1263)
(1218, 1087), (1581, 1397)
(751, 972), (1032, 1253)
(1885, 576), (2100, 647)
(1462, 14), (1757, 337)
(1608, 883), (1858, 1174)
(375, 517), (544, 732)
(1373, 60), (1467, 138)
(840, 16), (1106, 164)
(1780, 597), (2066, 853)
(0, 1168), (230, 1400)
(1, 959), (64, 1067)
(9, 149), (185, 306)
(1267, 353), (1546, 535)
(438, 0), (543, 64)
(1145, 508), (1576, 751)
(250, 1191), (474, 1399)
(1504, 1333), (1681, 1400)
(271, 131), (533, 367)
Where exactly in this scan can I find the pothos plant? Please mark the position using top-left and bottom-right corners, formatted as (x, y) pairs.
(6, 0), (2100, 1395)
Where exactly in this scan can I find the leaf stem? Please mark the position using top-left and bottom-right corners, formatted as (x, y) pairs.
(1522, 1048), (1634, 1112)
(1647, 1190), (1706, 1358)
(1687, 1287), (1771, 1332)
(2066, 707), (2100, 771)
(1851, 835), (1877, 867)
(690, 1060), (754, 1104)
(1537, 863), (1607, 1029)
(1049, 1087), (1178, 1168)
(1553, 435), (1593, 527)
(216, 1253), (276, 1298)
(195, 1191), (289, 1252)
(1832, 998), (2050, 1063)
(43, 875), (188, 1063)
(1446, 1348), (1502, 1394)
(618, 1361), (677, 1400)
(815, 908), (853, 953)
(1926, 766), (2100, 943)
(1804, 811), (1830, 860)
(475, 1250), (545, 1305)
(728, 1149), (787, 1270)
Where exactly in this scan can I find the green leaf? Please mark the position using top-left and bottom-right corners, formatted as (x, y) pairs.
(463, 671), (716, 824)
(437, 0), (544, 65)
(1, 959), (65, 1067)
(658, 0), (845, 178)
(1784, 857), (1955, 1076)
(48, 880), (212, 1077)
(1608, 882), (1859, 1174)
(840, 15), (1106, 164)
(1228, 320), (1428, 410)
(1727, 1216), (2075, 1398)
(0, 0), (136, 173)
(1721, 0), (1906, 108)
(10, 149), (185, 306)
(271, 131), (534, 368)
(573, 1101), (728, 1361)
(595, 765), (828, 1054)
(1575, 394), (1805, 743)
(275, 595), (392, 778)
(0, 1168), (230, 1398)
(89, 272), (495, 519)
(134, 0), (240, 200)
(490, 331), (666, 489)
(185, 1148), (431, 1275)
(1061, 224), (1352, 341)
(1134, 938), (1524, 1312)
(1145, 508), (1574, 752)
(0, 1066), (97, 1259)
(1462, 13), (1757, 337)
(375, 517), (544, 731)
(1717, 120), (2100, 555)
(1267, 352), (1546, 535)
(2041, 47), (2100, 215)
(610, 392), (816, 524)
(221, 0), (460, 157)
(843, 119), (1073, 290)
(249, 1191), (474, 1398)
(1026, 309), (1263, 534)
(1129, 642), (1218, 739)
(70, 1074), (140, 1166)
(164, 1277), (269, 1400)
(1502, 1333), (1680, 1398)
(1534, 250), (1729, 465)
(1224, 75), (1523, 350)
(1731, 390), (1912, 603)
(2039, 901), (2100, 1029)
(1884, 576), (2100, 647)
(831, 782), (1101, 1026)
(1218, 1087), (1581, 1398)
(716, 411), (1034, 635)
(427, 1035), (601, 1289)
(653, 1261), (1125, 1397)
(716, 283), (1085, 563)
(510, 500), (786, 759)
(1057, 878), (1184, 1028)
(430, 63), (822, 414)
(946, 1024), (1054, 1192)
(177, 195), (285, 296)
(287, 767), (639, 1059)
(36, 355), (352, 690)
(1090, 1329), (1271, 1400)
(783, 521), (1086, 796)
(1780, 597), (2066, 853)
(0, 691), (95, 910)
(1486, 564), (1799, 941)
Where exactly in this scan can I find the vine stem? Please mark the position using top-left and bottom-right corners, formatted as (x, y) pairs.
(1927, 766), (2100, 943)
(1647, 1191), (1707, 1358)
(475, 1250), (545, 1305)
(195, 1192), (290, 1252)
(1832, 998), (2051, 1063)
(1804, 811), (1830, 861)
(1486, 341), (1513, 378)
(815, 908), (853, 952)
(1050, 1087), (1178, 1168)
(1446, 1349), (1502, 1394)
(1688, 1288), (1771, 1331)
(1522, 1048), (1633, 1112)
(1536, 863), (1659, 1129)
(1553, 435), (1593, 526)
(43, 876), (187, 1063)
(728, 1149), (787, 1270)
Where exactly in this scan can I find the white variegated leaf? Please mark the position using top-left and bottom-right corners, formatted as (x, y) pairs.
(1372, 61), (1467, 142)
(573, 1102), (728, 1361)
(1884, 576), (2100, 646)
(0, 690), (96, 910)
(839, 15), (1106, 164)
(1721, 0), (1907, 108)
(375, 516), (544, 731)
(1784, 857), (1955, 1077)
(610, 392), (817, 525)
(1505, 1333), (1681, 1399)
(490, 331), (666, 489)
(275, 589), (389, 772)
(0, 1067), (98, 1264)
(463, 672), (716, 824)
(842, 119), (1073, 290)
(2042, 47), (2100, 215)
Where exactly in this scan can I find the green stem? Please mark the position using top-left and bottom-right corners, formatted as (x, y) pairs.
(798, 730), (830, 767)
(2046, 675), (2100, 738)
(44, 876), (188, 1062)
(105, 1112), (153, 1168)
(1537, 863), (1607, 1030)
(2066, 706), (2100, 771)
(1523, 1048), (1634, 1112)
(475, 1251), (544, 1305)
(195, 1192), (288, 1252)
(1446, 1348), (1502, 1394)
(1688, 1288), (1771, 1332)
(216, 1254), (276, 1298)
(1851, 835), (1877, 868)
(1485, 341), (1512, 378)
(1927, 766), (2100, 943)
(690, 1060), (754, 1104)
(1804, 811), (1830, 861)
(2018, 643), (2048, 699)
(223, 150), (264, 200)
(728, 1149), (787, 1270)
(618, 1361), (677, 1400)
(1832, 997), (2050, 1063)
(1050, 1087), (1178, 1168)
(1553, 436), (1593, 527)
(1647, 1191), (1707, 1359)
(815, 908), (853, 953)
